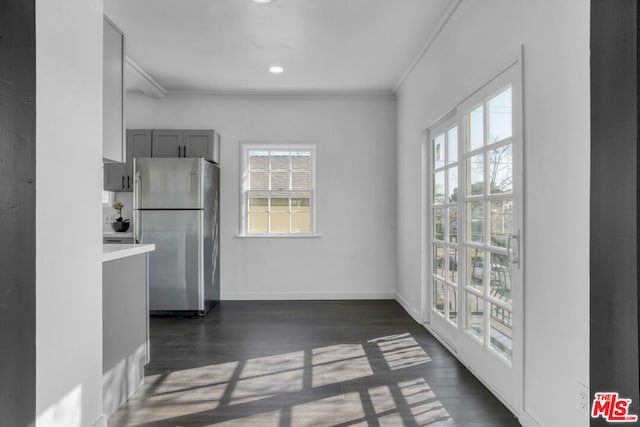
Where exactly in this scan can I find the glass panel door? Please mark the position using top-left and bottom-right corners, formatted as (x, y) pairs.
(455, 63), (522, 412)
(461, 86), (514, 360)
(425, 60), (522, 412)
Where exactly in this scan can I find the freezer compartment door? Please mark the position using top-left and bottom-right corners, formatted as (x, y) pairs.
(134, 157), (203, 209)
(141, 210), (204, 311)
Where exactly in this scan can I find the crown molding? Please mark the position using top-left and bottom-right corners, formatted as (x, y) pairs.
(393, 0), (464, 93)
(162, 90), (396, 100)
(125, 57), (167, 98)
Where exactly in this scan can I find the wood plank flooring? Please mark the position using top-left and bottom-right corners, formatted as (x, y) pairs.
(108, 300), (520, 426)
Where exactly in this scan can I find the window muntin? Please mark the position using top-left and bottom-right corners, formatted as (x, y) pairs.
(242, 145), (316, 236)
(431, 123), (459, 326)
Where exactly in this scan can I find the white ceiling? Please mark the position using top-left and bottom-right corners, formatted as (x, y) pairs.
(104, 0), (455, 94)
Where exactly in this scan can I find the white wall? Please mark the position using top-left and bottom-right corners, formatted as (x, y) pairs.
(395, 1), (589, 426)
(127, 93), (397, 300)
(36, 1), (105, 426)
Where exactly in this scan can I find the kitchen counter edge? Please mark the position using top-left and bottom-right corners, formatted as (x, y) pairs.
(102, 243), (155, 263)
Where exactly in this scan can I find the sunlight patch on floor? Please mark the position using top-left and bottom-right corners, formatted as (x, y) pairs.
(230, 370), (304, 405)
(118, 382), (227, 423)
(312, 343), (373, 387)
(112, 333), (449, 425)
(399, 378), (455, 426)
(230, 350), (306, 404)
(369, 385), (397, 414)
(239, 350), (305, 379)
(194, 409), (282, 426)
(146, 360), (240, 385)
(291, 392), (366, 426)
(369, 333), (432, 370)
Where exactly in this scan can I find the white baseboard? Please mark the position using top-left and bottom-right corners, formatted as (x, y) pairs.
(394, 292), (421, 323)
(221, 291), (396, 300)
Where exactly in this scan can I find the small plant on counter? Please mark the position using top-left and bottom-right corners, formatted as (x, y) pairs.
(111, 202), (130, 232)
(112, 201), (129, 223)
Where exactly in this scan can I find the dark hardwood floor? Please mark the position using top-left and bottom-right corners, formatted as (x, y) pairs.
(108, 300), (520, 426)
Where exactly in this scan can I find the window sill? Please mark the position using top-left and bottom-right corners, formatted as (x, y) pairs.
(235, 233), (322, 239)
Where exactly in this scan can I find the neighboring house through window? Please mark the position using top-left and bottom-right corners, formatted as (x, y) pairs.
(240, 143), (316, 236)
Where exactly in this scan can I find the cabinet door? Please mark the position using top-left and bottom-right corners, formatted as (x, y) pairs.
(212, 132), (220, 163)
(183, 130), (214, 160)
(103, 18), (125, 162)
(126, 129), (152, 177)
(103, 162), (127, 192)
(152, 130), (182, 157)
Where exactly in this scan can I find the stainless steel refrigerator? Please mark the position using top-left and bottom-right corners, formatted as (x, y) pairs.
(133, 157), (220, 315)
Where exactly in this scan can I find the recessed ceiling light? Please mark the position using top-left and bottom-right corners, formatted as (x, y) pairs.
(269, 66), (284, 74)
(253, 0), (272, 4)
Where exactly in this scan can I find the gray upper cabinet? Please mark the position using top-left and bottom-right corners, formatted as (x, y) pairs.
(105, 129), (220, 192)
(103, 17), (125, 162)
(103, 130), (151, 193)
(152, 130), (219, 162)
(152, 130), (183, 158)
(126, 129), (152, 177)
(103, 162), (128, 192)
(183, 130), (217, 161)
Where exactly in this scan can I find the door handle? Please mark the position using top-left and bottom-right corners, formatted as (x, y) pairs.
(507, 230), (521, 267)
(121, 175), (125, 189)
(183, 145), (187, 157)
(134, 172), (142, 209)
(134, 172), (143, 243)
(134, 210), (142, 244)
(127, 175), (130, 188)
(178, 146), (182, 157)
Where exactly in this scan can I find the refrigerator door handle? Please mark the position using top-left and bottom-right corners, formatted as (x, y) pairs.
(134, 172), (143, 243)
(183, 145), (187, 157)
(134, 171), (142, 209)
(178, 145), (182, 157)
(134, 210), (142, 244)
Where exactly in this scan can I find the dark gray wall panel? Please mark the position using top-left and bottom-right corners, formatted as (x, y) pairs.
(0, 0), (36, 426)
(590, 1), (640, 425)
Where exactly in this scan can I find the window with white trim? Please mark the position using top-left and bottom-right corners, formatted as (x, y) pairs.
(241, 143), (316, 235)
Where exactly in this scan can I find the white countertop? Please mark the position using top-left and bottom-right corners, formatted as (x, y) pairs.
(102, 244), (155, 262)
